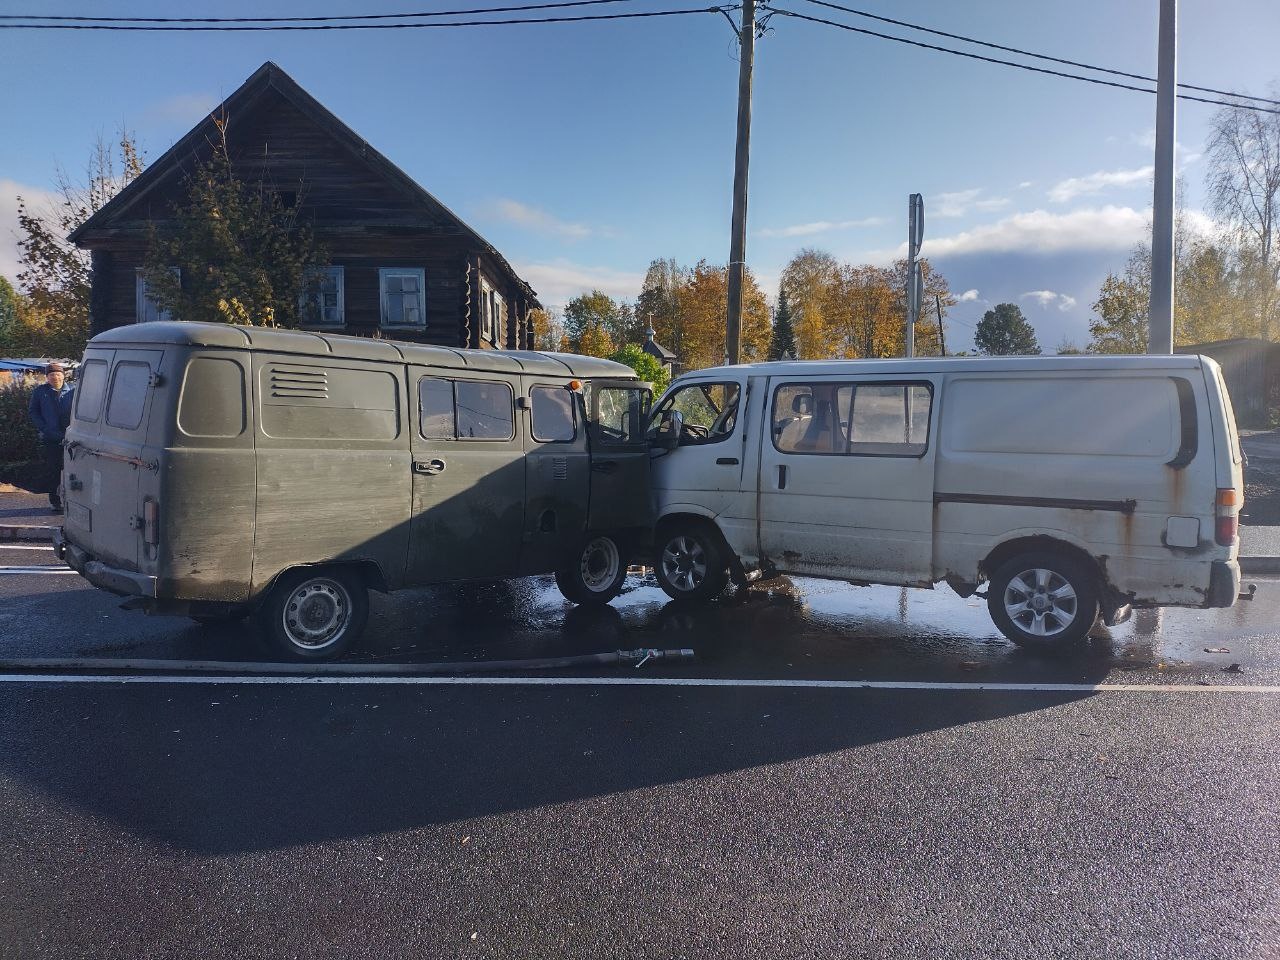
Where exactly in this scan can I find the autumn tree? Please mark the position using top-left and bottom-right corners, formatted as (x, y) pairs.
(673, 260), (770, 370)
(768, 288), (797, 360)
(636, 258), (688, 363)
(779, 248), (839, 357)
(528, 307), (564, 351)
(563, 290), (623, 355)
(0, 277), (20, 346)
(143, 119), (326, 327)
(15, 131), (144, 356)
(975, 303), (1041, 355)
(1206, 93), (1280, 340)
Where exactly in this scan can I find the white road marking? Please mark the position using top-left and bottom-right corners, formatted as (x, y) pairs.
(0, 674), (1276, 693)
(0, 566), (76, 575)
(0, 545), (53, 551)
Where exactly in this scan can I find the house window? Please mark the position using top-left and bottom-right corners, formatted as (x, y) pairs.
(300, 266), (345, 327)
(490, 289), (505, 345)
(479, 280), (494, 343)
(135, 268), (177, 324)
(380, 268), (426, 328)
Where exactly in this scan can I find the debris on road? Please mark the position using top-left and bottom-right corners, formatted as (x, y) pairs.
(1204, 647), (1230, 653)
(1223, 663), (1244, 673)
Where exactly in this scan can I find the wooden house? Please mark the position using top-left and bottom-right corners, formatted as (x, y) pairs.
(69, 61), (539, 349)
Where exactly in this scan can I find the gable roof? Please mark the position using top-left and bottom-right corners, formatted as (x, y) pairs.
(69, 61), (537, 306)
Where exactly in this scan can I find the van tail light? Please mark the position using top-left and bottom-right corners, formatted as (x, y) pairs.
(143, 498), (159, 546)
(1215, 488), (1240, 547)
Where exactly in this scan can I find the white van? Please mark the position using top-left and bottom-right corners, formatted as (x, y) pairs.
(646, 355), (1245, 649)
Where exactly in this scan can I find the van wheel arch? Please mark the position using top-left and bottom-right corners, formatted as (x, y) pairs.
(979, 535), (1125, 614)
(256, 559), (390, 608)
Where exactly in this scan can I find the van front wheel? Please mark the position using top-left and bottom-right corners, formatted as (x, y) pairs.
(555, 535), (628, 606)
(987, 552), (1100, 652)
(260, 568), (369, 661)
(655, 524), (729, 603)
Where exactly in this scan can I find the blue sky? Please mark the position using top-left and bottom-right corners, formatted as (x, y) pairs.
(2, 0), (1278, 351)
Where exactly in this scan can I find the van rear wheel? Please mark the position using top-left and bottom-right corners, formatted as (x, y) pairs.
(260, 567), (369, 662)
(654, 524), (729, 603)
(555, 535), (628, 606)
(987, 551), (1100, 652)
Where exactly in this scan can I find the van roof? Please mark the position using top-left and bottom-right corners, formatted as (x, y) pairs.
(88, 322), (637, 379)
(679, 354), (1210, 379)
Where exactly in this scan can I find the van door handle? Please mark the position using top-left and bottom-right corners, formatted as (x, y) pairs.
(716, 457), (739, 465)
(591, 460), (618, 474)
(778, 464), (787, 490)
(413, 458), (446, 475)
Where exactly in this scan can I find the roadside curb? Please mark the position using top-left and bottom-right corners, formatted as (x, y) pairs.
(1241, 556), (1280, 575)
(0, 525), (55, 543)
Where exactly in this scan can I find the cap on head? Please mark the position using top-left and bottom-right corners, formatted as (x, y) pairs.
(45, 362), (64, 374)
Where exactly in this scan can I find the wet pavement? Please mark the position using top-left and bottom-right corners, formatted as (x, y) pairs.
(2, 541), (1279, 687)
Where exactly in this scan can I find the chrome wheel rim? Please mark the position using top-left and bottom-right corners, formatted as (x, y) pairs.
(282, 577), (352, 650)
(579, 537), (621, 592)
(1004, 568), (1078, 638)
(661, 535), (708, 593)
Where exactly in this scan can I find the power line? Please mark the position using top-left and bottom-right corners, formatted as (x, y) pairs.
(765, 6), (1280, 116)
(0, 0), (638, 24)
(0, 6), (729, 31)
(792, 0), (1280, 108)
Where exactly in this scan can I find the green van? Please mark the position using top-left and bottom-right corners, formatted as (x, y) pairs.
(54, 322), (653, 660)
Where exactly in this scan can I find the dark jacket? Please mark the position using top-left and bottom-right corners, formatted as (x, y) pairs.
(28, 383), (74, 443)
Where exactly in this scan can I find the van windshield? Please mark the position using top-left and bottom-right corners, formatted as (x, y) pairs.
(589, 384), (649, 446)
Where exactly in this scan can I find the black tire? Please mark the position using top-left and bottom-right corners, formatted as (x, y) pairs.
(987, 551), (1100, 652)
(555, 535), (628, 606)
(258, 567), (369, 662)
(654, 523), (729, 603)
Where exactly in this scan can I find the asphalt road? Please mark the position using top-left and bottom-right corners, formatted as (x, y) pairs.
(1, 551), (1279, 958)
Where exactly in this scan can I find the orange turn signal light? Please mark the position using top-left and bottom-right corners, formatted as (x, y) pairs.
(568, 379), (583, 391)
(1216, 489), (1240, 508)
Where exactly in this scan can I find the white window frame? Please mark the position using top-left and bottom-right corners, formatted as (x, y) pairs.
(379, 267), (426, 329)
(299, 266), (345, 328)
(135, 268), (178, 324)
(479, 279), (494, 343)
(490, 289), (505, 346)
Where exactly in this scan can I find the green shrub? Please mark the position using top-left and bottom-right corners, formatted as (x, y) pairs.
(0, 375), (40, 463)
(608, 344), (671, 396)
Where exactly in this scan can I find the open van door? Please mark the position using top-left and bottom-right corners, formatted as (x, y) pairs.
(585, 380), (653, 533)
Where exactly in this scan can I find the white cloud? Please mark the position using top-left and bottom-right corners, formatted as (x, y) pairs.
(1021, 290), (1078, 312)
(514, 259), (645, 310)
(757, 216), (885, 238)
(1048, 166), (1153, 203)
(0, 178), (62, 283)
(934, 188), (1010, 218)
(1018, 181), (1034, 189)
(902, 205), (1150, 259)
(958, 289), (980, 302)
(480, 198), (598, 240)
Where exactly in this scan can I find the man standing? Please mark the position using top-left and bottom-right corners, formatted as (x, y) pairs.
(28, 362), (74, 513)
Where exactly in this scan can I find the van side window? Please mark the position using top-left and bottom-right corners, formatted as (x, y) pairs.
(178, 357), (245, 438)
(456, 381), (514, 440)
(105, 361), (152, 430)
(530, 385), (576, 442)
(74, 359), (109, 423)
(418, 378), (515, 441)
(654, 382), (740, 445)
(772, 382), (932, 457)
(419, 377), (455, 440)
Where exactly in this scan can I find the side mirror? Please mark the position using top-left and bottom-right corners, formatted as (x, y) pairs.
(650, 409), (683, 452)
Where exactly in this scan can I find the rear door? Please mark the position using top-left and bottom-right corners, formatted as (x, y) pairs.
(586, 379), (653, 533)
(67, 349), (163, 570)
(757, 376), (937, 585)
(407, 370), (526, 583)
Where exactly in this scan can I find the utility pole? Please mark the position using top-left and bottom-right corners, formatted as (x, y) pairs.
(725, 0), (755, 366)
(935, 294), (947, 357)
(905, 193), (924, 358)
(1149, 0), (1177, 354)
